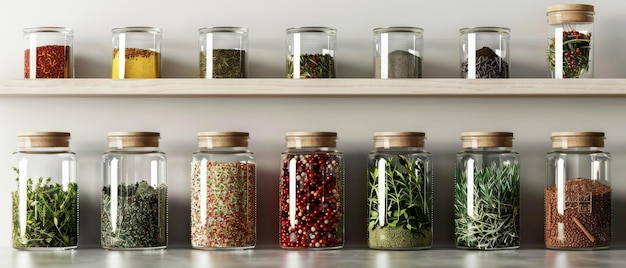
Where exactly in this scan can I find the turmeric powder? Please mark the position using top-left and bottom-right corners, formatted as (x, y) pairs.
(112, 48), (160, 78)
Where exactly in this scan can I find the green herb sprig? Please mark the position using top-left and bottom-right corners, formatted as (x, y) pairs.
(287, 53), (336, 78)
(547, 30), (591, 78)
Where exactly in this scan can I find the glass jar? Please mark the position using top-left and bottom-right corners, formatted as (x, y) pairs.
(373, 27), (423, 79)
(546, 4), (594, 79)
(545, 132), (610, 249)
(11, 132), (78, 250)
(454, 132), (520, 250)
(367, 132), (432, 249)
(286, 27), (336, 79)
(23, 27), (74, 79)
(198, 27), (248, 78)
(112, 27), (162, 78)
(279, 132), (344, 249)
(101, 132), (167, 250)
(191, 132), (256, 249)
(459, 27), (510, 79)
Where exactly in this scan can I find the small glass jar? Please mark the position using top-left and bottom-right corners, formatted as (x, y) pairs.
(101, 132), (167, 250)
(112, 27), (162, 79)
(459, 27), (510, 79)
(367, 132), (432, 249)
(198, 27), (248, 78)
(546, 4), (594, 79)
(191, 132), (256, 249)
(286, 27), (336, 79)
(23, 27), (74, 79)
(454, 132), (520, 250)
(545, 132), (610, 249)
(11, 132), (78, 250)
(279, 132), (344, 249)
(373, 27), (423, 79)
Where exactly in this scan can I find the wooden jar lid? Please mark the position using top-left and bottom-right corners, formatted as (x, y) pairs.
(198, 132), (249, 148)
(108, 132), (160, 148)
(461, 132), (513, 148)
(374, 132), (425, 148)
(547, 4), (594, 24)
(286, 131), (337, 148)
(18, 132), (70, 148)
(551, 132), (604, 148)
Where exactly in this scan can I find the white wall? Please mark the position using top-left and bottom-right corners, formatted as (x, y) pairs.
(1, 0), (625, 249)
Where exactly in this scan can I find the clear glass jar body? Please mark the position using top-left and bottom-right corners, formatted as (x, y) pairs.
(198, 27), (248, 78)
(286, 27), (336, 79)
(546, 4), (594, 79)
(374, 27), (423, 79)
(459, 27), (510, 79)
(455, 133), (520, 250)
(11, 132), (78, 250)
(191, 132), (256, 249)
(279, 132), (344, 249)
(101, 132), (167, 250)
(112, 27), (162, 79)
(367, 146), (432, 249)
(545, 132), (610, 249)
(23, 27), (74, 79)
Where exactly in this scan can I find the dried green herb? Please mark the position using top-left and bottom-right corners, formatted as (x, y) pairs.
(367, 155), (431, 248)
(547, 30), (591, 78)
(101, 181), (167, 249)
(454, 161), (520, 249)
(12, 167), (78, 249)
(287, 53), (336, 78)
(200, 49), (246, 78)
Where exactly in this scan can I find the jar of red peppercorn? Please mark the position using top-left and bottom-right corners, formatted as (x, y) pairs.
(286, 27), (337, 79)
(546, 4), (594, 79)
(23, 27), (74, 79)
(279, 132), (344, 249)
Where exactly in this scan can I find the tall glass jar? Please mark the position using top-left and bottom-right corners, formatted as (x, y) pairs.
(546, 4), (594, 79)
(11, 132), (78, 250)
(191, 132), (256, 249)
(286, 27), (336, 79)
(373, 27), (423, 79)
(23, 27), (74, 79)
(112, 27), (162, 79)
(198, 27), (248, 78)
(454, 132), (520, 250)
(459, 27), (510, 79)
(279, 132), (344, 249)
(101, 132), (167, 250)
(367, 132), (432, 249)
(545, 132), (610, 249)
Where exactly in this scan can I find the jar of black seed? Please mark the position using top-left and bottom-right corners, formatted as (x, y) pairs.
(373, 27), (424, 79)
(286, 27), (337, 79)
(459, 27), (510, 79)
(279, 132), (344, 249)
(546, 4), (594, 79)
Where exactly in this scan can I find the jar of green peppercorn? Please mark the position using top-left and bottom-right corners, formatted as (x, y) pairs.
(546, 4), (594, 79)
(286, 27), (337, 79)
(23, 27), (74, 79)
(279, 132), (344, 249)
(198, 27), (248, 78)
(101, 132), (167, 250)
(367, 132), (432, 249)
(454, 132), (520, 250)
(12, 132), (78, 250)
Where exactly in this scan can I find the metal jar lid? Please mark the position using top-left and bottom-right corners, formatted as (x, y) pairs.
(374, 132), (425, 148)
(461, 132), (513, 148)
(551, 132), (604, 148)
(18, 132), (70, 148)
(547, 4), (594, 24)
(198, 132), (249, 148)
(286, 131), (337, 149)
(108, 132), (160, 148)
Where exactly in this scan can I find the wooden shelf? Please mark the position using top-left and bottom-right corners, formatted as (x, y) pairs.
(0, 78), (625, 97)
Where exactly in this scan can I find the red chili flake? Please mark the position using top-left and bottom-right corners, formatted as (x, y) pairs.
(24, 45), (71, 78)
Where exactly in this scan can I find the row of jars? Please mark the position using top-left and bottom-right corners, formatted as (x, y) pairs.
(11, 130), (611, 251)
(23, 4), (594, 80)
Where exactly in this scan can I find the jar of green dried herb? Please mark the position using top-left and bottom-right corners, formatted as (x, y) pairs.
(545, 132), (610, 249)
(191, 132), (256, 250)
(199, 27), (248, 78)
(23, 27), (74, 79)
(101, 132), (167, 250)
(367, 132), (432, 249)
(373, 27), (423, 79)
(459, 27), (510, 79)
(112, 27), (162, 78)
(12, 132), (78, 250)
(286, 27), (337, 79)
(546, 4), (594, 79)
(454, 132), (520, 250)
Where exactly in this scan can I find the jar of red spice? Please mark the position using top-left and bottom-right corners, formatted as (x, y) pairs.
(286, 27), (337, 79)
(545, 132), (611, 249)
(279, 132), (344, 249)
(23, 27), (74, 79)
(546, 4), (594, 78)
(191, 132), (256, 250)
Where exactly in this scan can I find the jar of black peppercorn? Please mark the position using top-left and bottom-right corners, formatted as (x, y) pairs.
(279, 132), (344, 249)
(546, 4), (594, 79)
(286, 27), (337, 79)
(545, 132), (610, 249)
(459, 27), (510, 79)
(23, 27), (74, 79)
(198, 27), (248, 78)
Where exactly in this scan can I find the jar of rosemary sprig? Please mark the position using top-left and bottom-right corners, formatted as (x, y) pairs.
(545, 132), (611, 249)
(459, 27), (510, 79)
(546, 4), (594, 78)
(454, 132), (520, 250)
(286, 27), (337, 79)
(12, 132), (78, 250)
(198, 27), (248, 78)
(367, 132), (432, 249)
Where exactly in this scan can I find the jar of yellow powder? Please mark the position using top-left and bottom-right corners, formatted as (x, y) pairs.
(112, 27), (162, 78)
